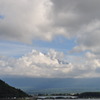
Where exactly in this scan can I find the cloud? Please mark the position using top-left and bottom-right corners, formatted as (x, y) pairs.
(1, 0), (100, 78)
(51, 0), (100, 56)
(0, 0), (100, 44)
(0, 49), (73, 78)
(0, 0), (100, 55)
(71, 20), (100, 54)
(48, 0), (100, 55)
(0, 0), (100, 51)
(51, 0), (100, 35)
(0, 0), (54, 43)
(0, 49), (100, 78)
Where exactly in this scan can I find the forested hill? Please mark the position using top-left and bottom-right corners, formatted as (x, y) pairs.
(0, 79), (30, 98)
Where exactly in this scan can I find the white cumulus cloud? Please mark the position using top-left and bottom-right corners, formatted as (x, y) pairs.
(0, 50), (73, 78)
(0, 50), (100, 78)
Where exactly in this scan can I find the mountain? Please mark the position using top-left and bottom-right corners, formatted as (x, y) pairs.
(0, 79), (30, 98)
(2, 77), (100, 94)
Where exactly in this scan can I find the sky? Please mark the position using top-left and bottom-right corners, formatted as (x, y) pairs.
(0, 0), (100, 78)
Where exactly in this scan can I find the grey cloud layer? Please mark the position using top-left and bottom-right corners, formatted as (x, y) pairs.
(0, 0), (100, 44)
(51, 0), (100, 54)
(0, 0), (54, 43)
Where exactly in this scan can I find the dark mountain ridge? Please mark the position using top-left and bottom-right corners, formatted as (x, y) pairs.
(0, 79), (29, 98)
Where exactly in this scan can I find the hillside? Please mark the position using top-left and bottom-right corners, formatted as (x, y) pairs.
(0, 79), (30, 98)
(79, 92), (100, 98)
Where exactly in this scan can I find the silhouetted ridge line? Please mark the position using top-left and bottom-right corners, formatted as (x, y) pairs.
(0, 79), (30, 98)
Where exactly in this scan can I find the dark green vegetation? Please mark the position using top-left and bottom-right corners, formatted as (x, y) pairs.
(0, 79), (30, 98)
(79, 92), (100, 98)
(37, 92), (100, 99)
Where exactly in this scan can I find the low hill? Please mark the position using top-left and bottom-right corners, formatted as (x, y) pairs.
(79, 92), (100, 98)
(0, 79), (30, 98)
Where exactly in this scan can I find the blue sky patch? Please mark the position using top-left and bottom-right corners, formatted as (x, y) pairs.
(0, 15), (5, 19)
(32, 35), (77, 53)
